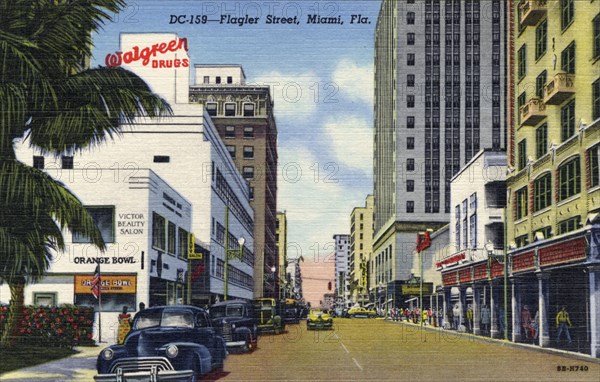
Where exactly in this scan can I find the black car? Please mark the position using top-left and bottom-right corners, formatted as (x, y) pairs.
(209, 300), (258, 352)
(95, 305), (227, 382)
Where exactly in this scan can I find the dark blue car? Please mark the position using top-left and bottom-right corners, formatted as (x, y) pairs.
(95, 305), (227, 382)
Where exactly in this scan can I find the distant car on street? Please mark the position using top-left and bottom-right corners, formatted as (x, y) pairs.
(252, 298), (285, 334)
(94, 305), (227, 382)
(209, 300), (258, 352)
(306, 308), (334, 330)
(347, 306), (377, 318)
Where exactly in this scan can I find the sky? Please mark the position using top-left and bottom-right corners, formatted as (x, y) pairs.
(91, 0), (382, 306)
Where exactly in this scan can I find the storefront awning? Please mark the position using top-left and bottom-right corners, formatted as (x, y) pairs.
(405, 297), (418, 303)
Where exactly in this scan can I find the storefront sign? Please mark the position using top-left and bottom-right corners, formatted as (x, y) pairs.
(117, 213), (145, 235)
(105, 37), (189, 68)
(75, 274), (137, 294)
(401, 283), (433, 295)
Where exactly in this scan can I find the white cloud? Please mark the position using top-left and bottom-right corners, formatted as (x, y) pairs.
(251, 71), (320, 120)
(332, 59), (374, 105)
(323, 116), (373, 174)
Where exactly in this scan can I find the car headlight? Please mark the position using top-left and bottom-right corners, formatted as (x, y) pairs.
(166, 345), (179, 358)
(231, 323), (236, 329)
(101, 348), (114, 361)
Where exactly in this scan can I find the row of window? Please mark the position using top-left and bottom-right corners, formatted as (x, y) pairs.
(202, 75), (234, 85)
(213, 258), (253, 290)
(214, 169), (254, 232)
(515, 215), (581, 248)
(225, 125), (255, 139)
(515, 148), (600, 221)
(205, 102), (255, 117)
(33, 155), (73, 170)
(454, 193), (478, 250)
(152, 212), (189, 259)
(519, 31), (578, 81)
(226, 145), (255, 160)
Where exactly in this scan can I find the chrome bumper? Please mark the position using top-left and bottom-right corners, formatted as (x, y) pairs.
(94, 368), (193, 382)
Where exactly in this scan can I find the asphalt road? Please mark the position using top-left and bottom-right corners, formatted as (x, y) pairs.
(1, 318), (598, 381)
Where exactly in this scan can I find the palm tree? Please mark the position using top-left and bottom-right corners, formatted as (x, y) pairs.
(0, 0), (172, 347)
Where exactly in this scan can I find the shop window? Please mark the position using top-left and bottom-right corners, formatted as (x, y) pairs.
(225, 103), (236, 116)
(558, 156), (581, 200)
(73, 206), (115, 243)
(34, 292), (57, 307)
(152, 212), (166, 250)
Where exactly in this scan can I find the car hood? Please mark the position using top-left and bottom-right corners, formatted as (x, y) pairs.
(124, 328), (197, 356)
(211, 316), (244, 326)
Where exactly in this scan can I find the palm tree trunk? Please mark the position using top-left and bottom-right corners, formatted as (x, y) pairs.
(0, 278), (25, 349)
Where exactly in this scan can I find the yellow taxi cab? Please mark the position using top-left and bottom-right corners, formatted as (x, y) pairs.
(347, 306), (377, 318)
(306, 308), (333, 330)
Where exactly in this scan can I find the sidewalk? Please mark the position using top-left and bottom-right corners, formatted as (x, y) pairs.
(0, 344), (107, 382)
(386, 318), (600, 363)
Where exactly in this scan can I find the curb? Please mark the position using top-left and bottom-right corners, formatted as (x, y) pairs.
(385, 319), (600, 364)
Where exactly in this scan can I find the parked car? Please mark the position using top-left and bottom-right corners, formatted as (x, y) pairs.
(306, 308), (333, 330)
(347, 306), (377, 318)
(209, 300), (258, 352)
(252, 298), (284, 334)
(95, 305), (227, 382)
(282, 298), (301, 325)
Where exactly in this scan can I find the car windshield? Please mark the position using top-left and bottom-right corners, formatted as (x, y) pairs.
(134, 310), (194, 330)
(210, 305), (243, 318)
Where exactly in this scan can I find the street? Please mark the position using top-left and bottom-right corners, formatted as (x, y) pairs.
(1, 318), (598, 382)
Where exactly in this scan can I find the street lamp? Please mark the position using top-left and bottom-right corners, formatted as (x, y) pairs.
(224, 205), (245, 301)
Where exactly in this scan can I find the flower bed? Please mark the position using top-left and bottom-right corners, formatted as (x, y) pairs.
(0, 304), (96, 347)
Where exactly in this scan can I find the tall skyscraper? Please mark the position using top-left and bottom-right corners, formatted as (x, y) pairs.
(349, 195), (374, 306)
(333, 234), (351, 310)
(190, 65), (278, 298)
(373, 1), (507, 283)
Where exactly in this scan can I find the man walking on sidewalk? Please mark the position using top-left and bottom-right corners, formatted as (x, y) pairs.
(555, 306), (573, 345)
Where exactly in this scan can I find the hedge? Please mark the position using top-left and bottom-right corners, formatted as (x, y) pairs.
(0, 304), (96, 348)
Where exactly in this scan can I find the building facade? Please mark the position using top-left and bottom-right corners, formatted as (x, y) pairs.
(505, 0), (600, 357)
(276, 212), (289, 298)
(373, 0), (508, 308)
(189, 65), (278, 299)
(333, 234), (351, 310)
(350, 195), (374, 306)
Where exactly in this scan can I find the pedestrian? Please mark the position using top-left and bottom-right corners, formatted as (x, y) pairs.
(498, 304), (505, 338)
(555, 306), (573, 345)
(427, 308), (432, 325)
(452, 304), (460, 330)
(466, 304), (473, 332)
(521, 305), (532, 340)
(422, 309), (428, 325)
(447, 307), (454, 329)
(404, 307), (410, 322)
(138, 302), (145, 311)
(438, 308), (444, 329)
(532, 310), (539, 340)
(117, 306), (133, 345)
(480, 304), (491, 336)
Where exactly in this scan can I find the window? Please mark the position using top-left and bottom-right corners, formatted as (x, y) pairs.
(178, 228), (188, 259)
(407, 116), (415, 129)
(561, 41), (576, 74)
(515, 234), (529, 248)
(225, 126), (235, 138)
(534, 173), (552, 211)
(243, 146), (254, 159)
(153, 156), (170, 163)
(216, 76), (221, 84)
(407, 74), (415, 87)
(226, 145), (236, 159)
(406, 159), (415, 172)
(203, 76), (209, 84)
(518, 139), (527, 170)
(33, 292), (56, 307)
(534, 226), (552, 240)
(561, 99), (575, 142)
(407, 53), (415, 66)
(249, 186), (254, 200)
(469, 214), (477, 249)
(515, 187), (528, 220)
(227, 76), (233, 84)
(593, 78), (600, 120)
(589, 145), (599, 188)
(152, 212), (166, 250)
(536, 70), (547, 99)
(243, 166), (254, 179)
(595, 14), (600, 60)
(407, 33), (415, 45)
(167, 221), (176, 255)
(536, 123), (548, 159)
(455, 205), (461, 249)
(558, 216), (581, 235)
(244, 126), (254, 138)
(558, 157), (581, 201)
(518, 44), (527, 80)
(72, 207), (114, 243)
(244, 103), (255, 117)
(206, 103), (217, 116)
(407, 12), (415, 24)
(407, 180), (415, 192)
(407, 137), (415, 150)
(406, 201), (414, 213)
(561, 0), (574, 30)
(62, 155), (73, 169)
(224, 103), (236, 116)
(33, 156), (44, 169)
(407, 95), (415, 108)
(518, 92), (526, 124)
(535, 19), (547, 60)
